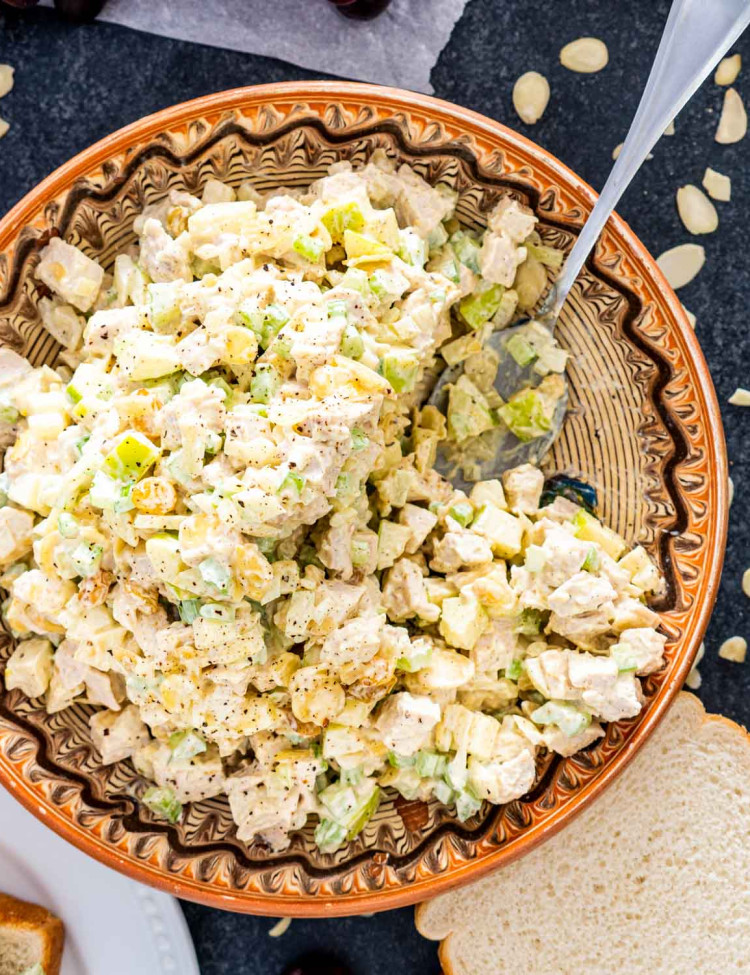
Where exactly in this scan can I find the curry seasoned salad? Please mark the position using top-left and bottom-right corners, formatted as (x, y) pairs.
(0, 154), (665, 852)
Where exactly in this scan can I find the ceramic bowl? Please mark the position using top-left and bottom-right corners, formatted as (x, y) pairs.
(0, 82), (727, 916)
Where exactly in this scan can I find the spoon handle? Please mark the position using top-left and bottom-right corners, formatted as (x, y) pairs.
(546, 0), (750, 322)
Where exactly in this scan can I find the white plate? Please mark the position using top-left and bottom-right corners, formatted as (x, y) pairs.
(0, 786), (200, 975)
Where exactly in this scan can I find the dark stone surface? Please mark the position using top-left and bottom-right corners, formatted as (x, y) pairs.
(0, 2), (747, 972)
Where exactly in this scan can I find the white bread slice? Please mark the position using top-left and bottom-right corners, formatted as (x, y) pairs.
(0, 893), (64, 975)
(416, 692), (750, 975)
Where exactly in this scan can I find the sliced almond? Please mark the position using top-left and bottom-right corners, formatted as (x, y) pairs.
(715, 88), (747, 144)
(0, 65), (13, 100)
(656, 243), (705, 290)
(742, 568), (750, 599)
(560, 37), (609, 74)
(682, 306), (696, 328)
(612, 143), (623, 160)
(718, 636), (747, 663)
(268, 917), (292, 937)
(728, 387), (750, 406)
(512, 71), (550, 125)
(676, 185), (718, 235)
(715, 53), (741, 86)
(0, 118), (8, 140)
(702, 167), (731, 201)
(664, 120), (675, 136)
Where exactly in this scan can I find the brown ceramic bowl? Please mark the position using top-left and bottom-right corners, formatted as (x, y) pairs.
(0, 82), (727, 916)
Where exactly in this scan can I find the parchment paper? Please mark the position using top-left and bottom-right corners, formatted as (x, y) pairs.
(54, 0), (468, 94)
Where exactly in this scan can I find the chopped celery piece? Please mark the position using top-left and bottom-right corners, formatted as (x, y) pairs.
(433, 779), (454, 805)
(102, 431), (160, 482)
(611, 644), (640, 673)
(338, 267), (369, 294)
(321, 201), (365, 243)
(415, 750), (449, 778)
(250, 364), (281, 404)
(261, 304), (290, 346)
(270, 332), (292, 359)
(498, 388), (552, 443)
(293, 234), (325, 262)
(199, 602), (235, 621)
(531, 700), (591, 737)
(448, 501), (474, 528)
(514, 608), (546, 636)
(350, 427), (369, 451)
(455, 788), (482, 822)
(74, 435), (90, 457)
(351, 537), (373, 567)
(459, 283), (505, 330)
(319, 779), (380, 840)
(505, 658), (523, 681)
(327, 299), (348, 321)
(396, 640), (433, 673)
(381, 349), (420, 393)
(341, 766), (364, 786)
(279, 471), (305, 496)
(387, 752), (417, 768)
(506, 333), (538, 367)
(450, 231), (481, 273)
(69, 542), (103, 578)
(340, 323), (364, 360)
(148, 282), (181, 332)
(169, 729), (207, 763)
(89, 471), (134, 512)
(314, 818), (348, 853)
(525, 241), (565, 270)
(142, 785), (182, 824)
(441, 333), (483, 367)
(524, 544), (546, 573)
(198, 557), (231, 594)
(57, 512), (79, 538)
(178, 598), (201, 623)
(256, 537), (277, 559)
(0, 402), (18, 424)
(447, 375), (495, 443)
(582, 546), (601, 572)
(343, 230), (391, 260)
(397, 229), (428, 268)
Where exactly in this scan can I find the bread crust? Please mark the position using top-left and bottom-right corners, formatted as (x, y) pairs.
(0, 892), (65, 975)
(414, 692), (750, 975)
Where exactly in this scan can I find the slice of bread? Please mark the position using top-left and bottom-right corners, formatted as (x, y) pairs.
(0, 893), (64, 975)
(416, 692), (750, 975)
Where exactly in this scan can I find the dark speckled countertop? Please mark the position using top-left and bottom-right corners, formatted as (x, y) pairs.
(0, 2), (748, 972)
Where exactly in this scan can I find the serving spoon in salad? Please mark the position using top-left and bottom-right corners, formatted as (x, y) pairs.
(429, 0), (750, 485)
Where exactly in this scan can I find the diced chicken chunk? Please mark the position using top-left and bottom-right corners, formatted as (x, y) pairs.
(89, 705), (150, 764)
(430, 532), (493, 573)
(375, 692), (441, 755)
(502, 463), (545, 514)
(398, 503), (438, 554)
(479, 233), (524, 287)
(488, 198), (537, 244)
(139, 219), (192, 283)
(613, 627), (667, 675)
(0, 506), (35, 568)
(36, 238), (104, 313)
(382, 558), (440, 623)
(394, 165), (454, 239)
(467, 748), (536, 804)
(547, 573), (617, 617)
(4, 637), (54, 698)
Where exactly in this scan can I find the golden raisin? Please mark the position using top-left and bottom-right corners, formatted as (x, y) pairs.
(123, 579), (160, 615)
(132, 476), (177, 515)
(77, 570), (114, 607)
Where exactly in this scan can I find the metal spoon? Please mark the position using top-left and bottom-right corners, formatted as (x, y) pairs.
(430, 0), (750, 487)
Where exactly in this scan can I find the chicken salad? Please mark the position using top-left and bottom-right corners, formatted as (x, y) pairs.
(0, 152), (665, 852)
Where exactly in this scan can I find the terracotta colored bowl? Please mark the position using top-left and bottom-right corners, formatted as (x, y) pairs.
(0, 82), (727, 916)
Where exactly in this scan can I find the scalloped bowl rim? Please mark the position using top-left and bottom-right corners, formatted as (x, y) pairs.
(0, 81), (728, 916)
